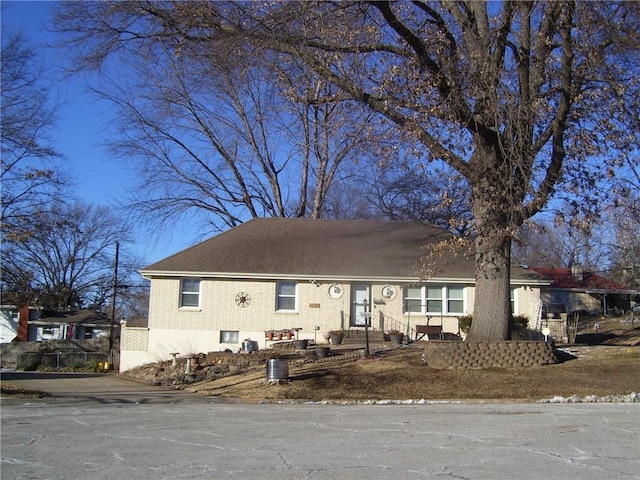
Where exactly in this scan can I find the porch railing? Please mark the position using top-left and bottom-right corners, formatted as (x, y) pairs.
(339, 311), (416, 338)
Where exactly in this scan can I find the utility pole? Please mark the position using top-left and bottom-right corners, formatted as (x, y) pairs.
(108, 241), (119, 369)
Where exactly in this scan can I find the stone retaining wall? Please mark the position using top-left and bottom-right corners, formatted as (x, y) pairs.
(422, 341), (558, 369)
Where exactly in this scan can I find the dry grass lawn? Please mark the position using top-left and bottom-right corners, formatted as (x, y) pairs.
(2, 321), (638, 403)
(186, 324), (640, 402)
(187, 343), (639, 402)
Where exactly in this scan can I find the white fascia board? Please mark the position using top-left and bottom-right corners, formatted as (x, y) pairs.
(140, 270), (425, 283)
(139, 269), (549, 285)
(546, 286), (639, 295)
(584, 288), (640, 295)
(511, 279), (552, 287)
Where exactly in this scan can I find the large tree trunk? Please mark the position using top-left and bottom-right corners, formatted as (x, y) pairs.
(466, 146), (515, 342)
(468, 229), (512, 341)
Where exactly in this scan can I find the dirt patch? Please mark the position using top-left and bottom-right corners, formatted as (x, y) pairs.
(0, 383), (50, 398)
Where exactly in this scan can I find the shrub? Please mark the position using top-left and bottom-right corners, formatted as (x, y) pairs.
(512, 315), (529, 329)
(458, 315), (473, 333)
(457, 315), (530, 335)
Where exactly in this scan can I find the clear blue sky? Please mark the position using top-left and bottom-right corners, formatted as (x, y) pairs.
(2, 1), (196, 264)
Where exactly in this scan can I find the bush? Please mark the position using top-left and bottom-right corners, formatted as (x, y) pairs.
(458, 315), (473, 333)
(457, 315), (530, 335)
(512, 315), (529, 329)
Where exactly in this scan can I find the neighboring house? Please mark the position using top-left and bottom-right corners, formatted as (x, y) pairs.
(120, 218), (550, 372)
(529, 265), (638, 317)
(27, 309), (111, 341)
(1, 305), (22, 343)
(0, 305), (38, 343)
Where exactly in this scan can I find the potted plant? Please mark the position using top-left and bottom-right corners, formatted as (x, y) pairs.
(329, 330), (344, 345)
(387, 330), (404, 345)
(315, 345), (330, 358)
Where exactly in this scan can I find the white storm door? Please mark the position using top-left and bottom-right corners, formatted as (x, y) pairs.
(351, 284), (371, 327)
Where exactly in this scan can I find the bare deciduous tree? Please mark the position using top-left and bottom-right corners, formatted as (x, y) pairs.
(1, 31), (67, 237)
(57, 11), (382, 234)
(1, 201), (144, 313)
(371, 162), (474, 235)
(606, 158), (640, 290)
(54, 1), (639, 340)
(513, 214), (608, 271)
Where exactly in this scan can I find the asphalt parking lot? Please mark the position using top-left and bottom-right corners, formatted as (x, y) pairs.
(1, 372), (639, 480)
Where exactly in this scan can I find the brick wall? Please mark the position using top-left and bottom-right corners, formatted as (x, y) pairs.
(120, 327), (149, 351)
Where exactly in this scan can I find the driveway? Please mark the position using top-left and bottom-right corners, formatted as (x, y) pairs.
(0, 370), (215, 405)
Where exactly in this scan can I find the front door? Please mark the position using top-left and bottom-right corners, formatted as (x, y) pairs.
(351, 284), (371, 327)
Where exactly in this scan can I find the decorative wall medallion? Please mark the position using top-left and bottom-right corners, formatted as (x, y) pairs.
(235, 292), (251, 307)
(381, 285), (397, 300)
(328, 283), (344, 299)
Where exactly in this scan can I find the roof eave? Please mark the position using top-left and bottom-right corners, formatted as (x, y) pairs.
(584, 289), (640, 295)
(139, 269), (550, 285)
(546, 286), (640, 295)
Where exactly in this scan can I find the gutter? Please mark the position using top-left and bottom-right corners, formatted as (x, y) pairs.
(139, 270), (551, 286)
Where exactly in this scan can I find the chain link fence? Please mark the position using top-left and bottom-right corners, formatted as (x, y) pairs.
(17, 351), (108, 371)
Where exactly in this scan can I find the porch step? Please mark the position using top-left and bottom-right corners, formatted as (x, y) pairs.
(341, 329), (387, 345)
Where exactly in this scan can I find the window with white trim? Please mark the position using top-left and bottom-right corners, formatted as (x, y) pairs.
(180, 278), (201, 308)
(447, 286), (464, 314)
(426, 286), (443, 314)
(404, 287), (422, 313)
(404, 285), (466, 315)
(220, 330), (239, 344)
(276, 281), (297, 311)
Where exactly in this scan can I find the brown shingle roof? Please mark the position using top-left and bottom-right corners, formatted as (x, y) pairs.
(34, 309), (111, 326)
(141, 218), (547, 283)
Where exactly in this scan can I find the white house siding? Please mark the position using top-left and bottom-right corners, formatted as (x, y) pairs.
(119, 326), (151, 372)
(539, 289), (601, 315)
(143, 278), (368, 359)
(120, 278), (543, 371)
(517, 287), (543, 327)
(0, 307), (19, 343)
